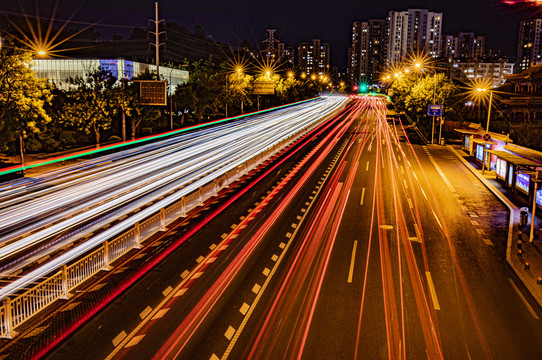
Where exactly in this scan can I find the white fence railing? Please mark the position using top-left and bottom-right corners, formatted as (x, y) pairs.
(0, 118), (320, 339)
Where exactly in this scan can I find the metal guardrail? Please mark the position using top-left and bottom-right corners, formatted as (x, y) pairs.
(0, 121), (316, 339)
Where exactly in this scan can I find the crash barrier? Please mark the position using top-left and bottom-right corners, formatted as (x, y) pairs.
(0, 120), (320, 339)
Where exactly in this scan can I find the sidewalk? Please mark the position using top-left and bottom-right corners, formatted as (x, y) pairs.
(448, 144), (542, 307)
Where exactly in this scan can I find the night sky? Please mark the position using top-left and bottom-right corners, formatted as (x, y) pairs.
(1, 0), (538, 68)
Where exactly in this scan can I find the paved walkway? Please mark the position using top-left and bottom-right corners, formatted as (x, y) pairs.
(448, 144), (542, 307)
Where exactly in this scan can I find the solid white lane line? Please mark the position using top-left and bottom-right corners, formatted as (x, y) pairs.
(348, 240), (358, 283)
(151, 308), (169, 320)
(360, 188), (366, 206)
(124, 334), (145, 348)
(414, 223), (421, 240)
(425, 272), (441, 310)
(508, 278), (540, 320)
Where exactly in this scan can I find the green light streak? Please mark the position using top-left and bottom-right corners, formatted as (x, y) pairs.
(0, 97), (319, 177)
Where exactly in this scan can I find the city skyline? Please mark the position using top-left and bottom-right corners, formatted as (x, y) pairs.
(0, 1), (539, 69)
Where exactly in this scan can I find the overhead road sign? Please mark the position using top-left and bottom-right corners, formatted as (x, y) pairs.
(427, 104), (443, 117)
(253, 80), (275, 95)
(138, 80), (167, 106)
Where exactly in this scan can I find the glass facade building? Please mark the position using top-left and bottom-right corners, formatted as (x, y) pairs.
(30, 59), (189, 94)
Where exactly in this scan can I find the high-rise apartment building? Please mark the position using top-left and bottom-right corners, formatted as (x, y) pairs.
(298, 39), (330, 75)
(517, 19), (542, 71)
(386, 9), (443, 66)
(347, 20), (385, 84)
(444, 33), (485, 58)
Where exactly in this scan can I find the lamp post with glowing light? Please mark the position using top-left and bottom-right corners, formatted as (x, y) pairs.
(414, 61), (439, 144)
(477, 87), (493, 134)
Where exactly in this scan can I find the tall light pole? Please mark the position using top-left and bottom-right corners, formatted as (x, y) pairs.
(415, 62), (439, 144)
(477, 87), (493, 133)
(477, 87), (494, 175)
(168, 67), (174, 129)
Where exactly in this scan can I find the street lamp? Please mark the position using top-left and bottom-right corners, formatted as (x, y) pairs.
(414, 62), (439, 144)
(477, 87), (493, 134)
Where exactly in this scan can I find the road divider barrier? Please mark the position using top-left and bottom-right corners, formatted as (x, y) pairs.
(0, 103), (344, 339)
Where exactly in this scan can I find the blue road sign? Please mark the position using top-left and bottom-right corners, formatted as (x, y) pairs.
(427, 104), (443, 117)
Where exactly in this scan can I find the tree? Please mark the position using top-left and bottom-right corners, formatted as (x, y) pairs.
(60, 69), (117, 147)
(174, 59), (221, 123)
(404, 74), (463, 121)
(0, 48), (52, 156)
(111, 71), (162, 140)
(226, 70), (253, 114)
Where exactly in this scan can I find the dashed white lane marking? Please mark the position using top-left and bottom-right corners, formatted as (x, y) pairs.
(271, 254), (278, 262)
(366, 161), (370, 171)
(360, 188), (366, 206)
(196, 256), (204, 263)
(61, 302), (80, 312)
(23, 325), (48, 338)
(89, 283), (107, 292)
(113, 331), (127, 347)
(162, 286), (173, 297)
(225, 326), (236, 340)
(124, 334), (146, 348)
(508, 278), (540, 320)
(252, 284), (261, 294)
(291, 223), (297, 229)
(279, 242), (286, 249)
(181, 270), (190, 278)
(482, 238), (494, 246)
(425, 272), (441, 310)
(151, 308), (169, 320)
(263, 268), (271, 276)
(348, 240), (358, 283)
(209, 243), (217, 250)
(286, 232), (292, 238)
(239, 303), (250, 315)
(407, 198), (413, 209)
(140, 306), (152, 319)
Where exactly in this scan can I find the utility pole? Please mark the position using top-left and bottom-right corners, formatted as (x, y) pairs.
(149, 2), (165, 80)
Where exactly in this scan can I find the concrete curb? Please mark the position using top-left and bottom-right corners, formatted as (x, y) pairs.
(447, 145), (542, 307)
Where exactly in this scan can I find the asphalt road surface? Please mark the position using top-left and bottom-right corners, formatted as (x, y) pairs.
(34, 96), (542, 360)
